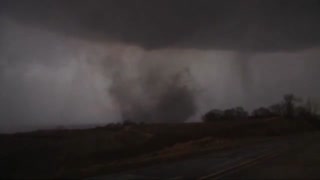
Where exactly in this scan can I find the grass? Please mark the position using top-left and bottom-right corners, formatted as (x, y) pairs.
(0, 117), (317, 178)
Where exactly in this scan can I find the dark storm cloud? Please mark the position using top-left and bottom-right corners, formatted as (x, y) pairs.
(1, 0), (320, 132)
(2, 0), (320, 51)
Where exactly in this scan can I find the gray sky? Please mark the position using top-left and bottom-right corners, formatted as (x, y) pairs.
(1, 1), (320, 133)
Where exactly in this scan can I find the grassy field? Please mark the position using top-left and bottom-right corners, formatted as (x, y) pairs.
(0, 118), (317, 178)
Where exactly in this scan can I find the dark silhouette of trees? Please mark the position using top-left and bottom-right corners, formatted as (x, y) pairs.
(230, 107), (249, 120)
(295, 106), (311, 119)
(252, 107), (273, 118)
(306, 99), (319, 116)
(283, 94), (300, 118)
(202, 109), (224, 122)
(202, 107), (248, 122)
(203, 94), (319, 123)
(269, 103), (284, 117)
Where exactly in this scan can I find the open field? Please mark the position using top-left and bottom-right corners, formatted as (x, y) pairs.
(0, 118), (318, 178)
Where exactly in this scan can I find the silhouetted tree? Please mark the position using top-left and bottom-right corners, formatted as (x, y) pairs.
(269, 103), (284, 117)
(252, 107), (273, 118)
(202, 109), (224, 122)
(234, 107), (249, 119)
(123, 119), (137, 126)
(295, 106), (311, 119)
(306, 99), (319, 116)
(223, 107), (248, 120)
(283, 94), (300, 119)
(202, 107), (248, 122)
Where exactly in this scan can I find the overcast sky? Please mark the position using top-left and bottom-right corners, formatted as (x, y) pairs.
(1, 1), (320, 133)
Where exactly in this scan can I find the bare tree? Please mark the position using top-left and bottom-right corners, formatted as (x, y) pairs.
(252, 107), (273, 118)
(283, 94), (300, 119)
(269, 103), (284, 117)
(306, 98), (319, 116)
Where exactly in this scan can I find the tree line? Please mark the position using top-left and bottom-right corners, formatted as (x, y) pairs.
(202, 94), (319, 122)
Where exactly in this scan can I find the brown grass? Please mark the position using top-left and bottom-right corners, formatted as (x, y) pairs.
(0, 118), (317, 178)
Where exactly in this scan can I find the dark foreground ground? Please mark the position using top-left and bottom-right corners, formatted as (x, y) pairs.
(221, 132), (320, 180)
(93, 132), (320, 179)
(0, 118), (318, 179)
